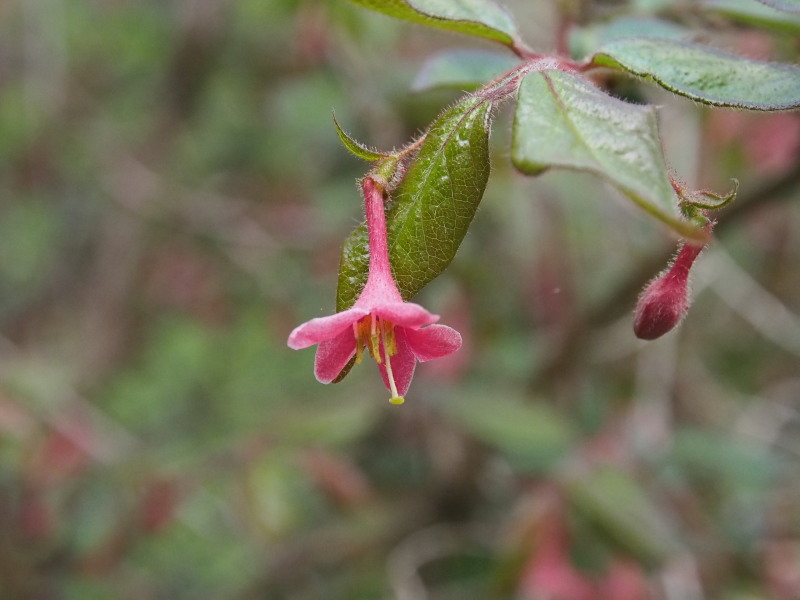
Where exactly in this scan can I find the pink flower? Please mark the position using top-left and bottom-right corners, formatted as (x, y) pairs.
(288, 176), (462, 404)
(633, 239), (705, 340)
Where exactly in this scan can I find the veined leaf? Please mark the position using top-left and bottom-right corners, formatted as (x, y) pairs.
(346, 0), (520, 47)
(337, 226), (370, 313)
(703, 0), (800, 32)
(590, 37), (800, 110)
(512, 69), (703, 240)
(412, 49), (519, 92)
(333, 114), (388, 161)
(337, 93), (493, 311)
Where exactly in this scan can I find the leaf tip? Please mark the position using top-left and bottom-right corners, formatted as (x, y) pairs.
(332, 112), (388, 162)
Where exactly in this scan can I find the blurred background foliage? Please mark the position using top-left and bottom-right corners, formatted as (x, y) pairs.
(1, 0), (799, 598)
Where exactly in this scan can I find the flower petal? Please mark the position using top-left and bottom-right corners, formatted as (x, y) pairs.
(314, 327), (357, 383)
(374, 302), (438, 329)
(379, 328), (416, 397)
(287, 307), (368, 349)
(405, 324), (462, 362)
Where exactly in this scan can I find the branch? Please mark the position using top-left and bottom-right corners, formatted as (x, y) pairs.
(531, 165), (800, 389)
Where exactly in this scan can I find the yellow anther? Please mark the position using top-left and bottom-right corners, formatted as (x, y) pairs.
(383, 320), (397, 356)
(389, 396), (405, 405)
(369, 315), (381, 363)
(353, 323), (364, 364)
(370, 333), (381, 363)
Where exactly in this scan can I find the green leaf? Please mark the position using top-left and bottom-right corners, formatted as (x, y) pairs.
(590, 37), (800, 110)
(512, 69), (703, 240)
(441, 389), (574, 474)
(333, 114), (388, 161)
(411, 49), (519, 92)
(337, 93), (493, 310)
(568, 17), (690, 60)
(703, 0), (800, 32)
(566, 466), (683, 564)
(679, 179), (738, 210)
(753, 0), (800, 13)
(669, 429), (777, 491)
(269, 398), (380, 447)
(346, 0), (520, 47)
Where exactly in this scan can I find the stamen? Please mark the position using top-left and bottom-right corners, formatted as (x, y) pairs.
(383, 350), (404, 405)
(353, 322), (364, 364)
(383, 320), (397, 356)
(369, 314), (381, 363)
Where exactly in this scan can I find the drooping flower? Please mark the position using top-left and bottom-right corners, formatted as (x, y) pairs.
(288, 175), (462, 404)
(633, 238), (706, 340)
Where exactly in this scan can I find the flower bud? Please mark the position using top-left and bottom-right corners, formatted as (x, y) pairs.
(633, 241), (704, 340)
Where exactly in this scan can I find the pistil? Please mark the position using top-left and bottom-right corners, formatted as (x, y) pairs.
(384, 352), (404, 405)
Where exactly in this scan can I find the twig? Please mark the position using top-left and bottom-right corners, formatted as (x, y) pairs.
(700, 248), (800, 357)
(532, 165), (800, 389)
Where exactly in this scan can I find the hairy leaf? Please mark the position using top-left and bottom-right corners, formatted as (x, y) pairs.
(337, 93), (493, 311)
(703, 0), (800, 32)
(679, 179), (738, 210)
(333, 114), (387, 161)
(411, 49), (518, 92)
(591, 37), (800, 110)
(512, 69), (703, 240)
(346, 0), (519, 47)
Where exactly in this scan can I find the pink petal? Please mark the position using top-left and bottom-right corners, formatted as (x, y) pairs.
(287, 307), (368, 350)
(378, 328), (416, 397)
(404, 324), (462, 361)
(373, 302), (438, 329)
(314, 327), (357, 383)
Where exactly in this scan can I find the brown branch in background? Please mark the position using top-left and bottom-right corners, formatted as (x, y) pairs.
(162, 0), (228, 123)
(532, 165), (800, 390)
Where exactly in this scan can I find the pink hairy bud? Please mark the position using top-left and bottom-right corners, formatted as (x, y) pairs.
(633, 240), (705, 340)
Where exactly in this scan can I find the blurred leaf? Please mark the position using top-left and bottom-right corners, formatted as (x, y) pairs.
(268, 398), (380, 448)
(69, 478), (125, 555)
(512, 69), (704, 240)
(0, 200), (61, 311)
(103, 317), (219, 433)
(346, 0), (520, 47)
(703, 0), (800, 31)
(0, 85), (45, 163)
(441, 390), (574, 473)
(568, 17), (690, 60)
(132, 518), (257, 597)
(753, 0), (800, 12)
(566, 466), (683, 564)
(632, 0), (680, 10)
(333, 114), (388, 161)
(246, 452), (322, 536)
(63, 580), (117, 600)
(669, 429), (777, 490)
(337, 93), (493, 310)
(411, 49), (518, 92)
(590, 38), (800, 110)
